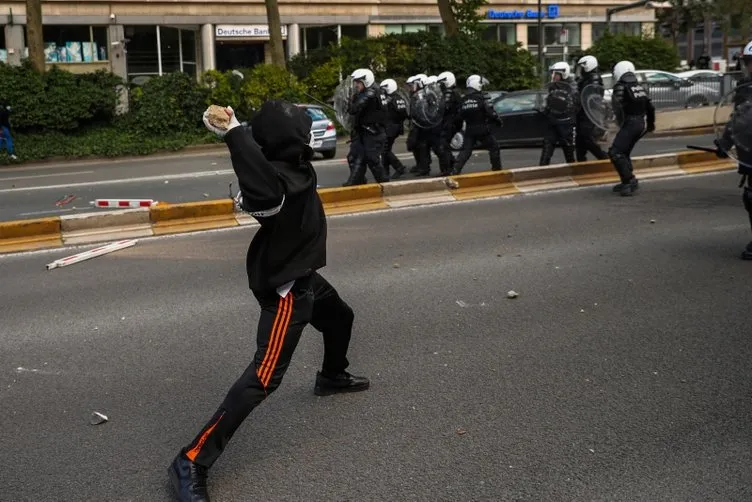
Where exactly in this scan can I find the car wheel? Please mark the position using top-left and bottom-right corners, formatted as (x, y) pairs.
(321, 149), (336, 159)
(685, 95), (707, 108)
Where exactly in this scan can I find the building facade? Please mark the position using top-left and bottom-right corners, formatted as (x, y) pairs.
(0, 1), (659, 83)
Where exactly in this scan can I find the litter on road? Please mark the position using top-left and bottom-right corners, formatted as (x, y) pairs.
(46, 239), (137, 270)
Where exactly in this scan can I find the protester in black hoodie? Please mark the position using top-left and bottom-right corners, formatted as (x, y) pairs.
(168, 100), (370, 502)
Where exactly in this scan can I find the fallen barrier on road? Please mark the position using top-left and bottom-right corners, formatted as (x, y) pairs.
(0, 150), (735, 255)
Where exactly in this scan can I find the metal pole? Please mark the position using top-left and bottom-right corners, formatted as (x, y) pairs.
(538, 0), (545, 85)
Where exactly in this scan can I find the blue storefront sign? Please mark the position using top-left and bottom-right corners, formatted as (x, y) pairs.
(486, 5), (560, 20)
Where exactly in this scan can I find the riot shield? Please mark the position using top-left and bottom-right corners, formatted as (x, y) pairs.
(333, 76), (355, 132)
(713, 81), (752, 169)
(411, 84), (445, 129)
(580, 83), (621, 135)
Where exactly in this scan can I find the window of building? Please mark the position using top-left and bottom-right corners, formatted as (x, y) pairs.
(528, 23), (581, 47)
(40, 25), (108, 63)
(482, 24), (517, 45)
(303, 26), (338, 51)
(384, 24), (431, 35)
(341, 25), (367, 40)
(592, 22), (642, 40)
(124, 26), (198, 82)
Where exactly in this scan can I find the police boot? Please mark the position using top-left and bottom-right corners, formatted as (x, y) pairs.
(168, 453), (210, 502)
(742, 242), (752, 261)
(343, 155), (369, 186)
(620, 177), (639, 197)
(314, 371), (370, 396)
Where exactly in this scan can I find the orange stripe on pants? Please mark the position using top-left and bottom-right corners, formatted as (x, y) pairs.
(257, 295), (294, 388)
(185, 411), (225, 462)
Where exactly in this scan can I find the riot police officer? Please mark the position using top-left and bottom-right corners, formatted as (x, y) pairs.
(438, 71), (463, 174)
(343, 68), (389, 186)
(413, 75), (451, 176)
(609, 60), (655, 196)
(539, 62), (578, 166)
(380, 78), (409, 179)
(405, 74), (430, 174)
(715, 40), (752, 260)
(575, 55), (609, 162)
(452, 74), (502, 175)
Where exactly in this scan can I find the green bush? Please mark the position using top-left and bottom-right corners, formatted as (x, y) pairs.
(0, 61), (122, 131)
(130, 71), (209, 135)
(582, 33), (681, 73)
(1, 125), (218, 164)
(238, 64), (310, 111)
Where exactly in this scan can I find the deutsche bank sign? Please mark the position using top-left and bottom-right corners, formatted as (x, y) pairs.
(487, 5), (560, 20)
(215, 25), (288, 38)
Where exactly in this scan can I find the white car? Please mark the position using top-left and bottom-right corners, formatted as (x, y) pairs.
(601, 70), (719, 109)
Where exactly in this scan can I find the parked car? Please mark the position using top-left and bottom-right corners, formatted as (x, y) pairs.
(601, 70), (719, 109)
(451, 89), (551, 150)
(296, 104), (337, 159)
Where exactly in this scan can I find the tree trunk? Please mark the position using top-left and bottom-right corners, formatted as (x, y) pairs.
(26, 0), (45, 73)
(437, 0), (460, 36)
(264, 0), (286, 68)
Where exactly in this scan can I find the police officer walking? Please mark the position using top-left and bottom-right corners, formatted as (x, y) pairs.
(539, 62), (578, 166)
(608, 60), (655, 196)
(452, 74), (502, 175)
(715, 40), (752, 260)
(575, 55), (609, 162)
(405, 74), (430, 174)
(343, 68), (389, 186)
(438, 71), (463, 175)
(413, 75), (451, 176)
(380, 78), (409, 179)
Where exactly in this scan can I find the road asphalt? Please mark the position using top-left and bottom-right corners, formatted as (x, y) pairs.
(1, 170), (750, 501)
(0, 133), (717, 222)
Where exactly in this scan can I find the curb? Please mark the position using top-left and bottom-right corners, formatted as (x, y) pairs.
(0, 150), (735, 255)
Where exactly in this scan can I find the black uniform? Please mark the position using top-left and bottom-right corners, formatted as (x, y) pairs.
(608, 72), (655, 196)
(452, 89), (502, 175)
(343, 83), (388, 185)
(716, 76), (752, 259)
(576, 70), (609, 162)
(413, 88), (452, 176)
(440, 84), (463, 174)
(170, 100), (369, 501)
(345, 131), (366, 185)
(383, 90), (409, 179)
(539, 79), (578, 166)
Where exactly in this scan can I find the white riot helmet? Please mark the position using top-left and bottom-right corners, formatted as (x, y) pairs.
(549, 61), (571, 81)
(741, 40), (752, 77)
(438, 71), (456, 88)
(426, 75), (438, 86)
(577, 55), (598, 74)
(351, 68), (375, 88)
(613, 61), (636, 82)
(466, 74), (489, 91)
(406, 74), (427, 91)
(380, 78), (398, 95)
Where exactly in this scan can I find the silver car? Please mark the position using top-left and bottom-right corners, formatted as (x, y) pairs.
(297, 104), (338, 159)
(602, 70), (719, 109)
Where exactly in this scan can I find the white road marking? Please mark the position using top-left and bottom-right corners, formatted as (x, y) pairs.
(0, 170), (95, 182)
(18, 208), (78, 217)
(0, 153), (413, 194)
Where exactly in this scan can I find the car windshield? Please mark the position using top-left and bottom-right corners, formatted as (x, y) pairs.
(644, 72), (679, 83)
(303, 107), (328, 121)
(494, 93), (538, 114)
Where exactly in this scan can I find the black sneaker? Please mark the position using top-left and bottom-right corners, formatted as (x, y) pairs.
(742, 242), (752, 261)
(315, 371), (370, 396)
(168, 453), (210, 502)
(612, 182), (624, 193)
(620, 178), (639, 197)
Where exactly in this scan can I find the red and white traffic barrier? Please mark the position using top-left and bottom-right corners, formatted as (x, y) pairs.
(89, 199), (157, 208)
(46, 239), (138, 270)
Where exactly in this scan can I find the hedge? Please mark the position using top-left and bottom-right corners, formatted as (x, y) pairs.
(572, 33), (681, 74)
(0, 32), (540, 164)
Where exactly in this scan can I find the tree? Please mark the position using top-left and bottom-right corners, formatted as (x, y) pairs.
(264, 0), (286, 68)
(25, 0), (45, 73)
(437, 0), (489, 38)
(437, 0), (460, 37)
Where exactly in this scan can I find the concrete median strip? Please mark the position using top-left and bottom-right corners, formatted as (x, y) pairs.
(0, 150), (736, 255)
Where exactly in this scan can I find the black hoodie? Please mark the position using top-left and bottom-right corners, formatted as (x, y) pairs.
(224, 100), (327, 292)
